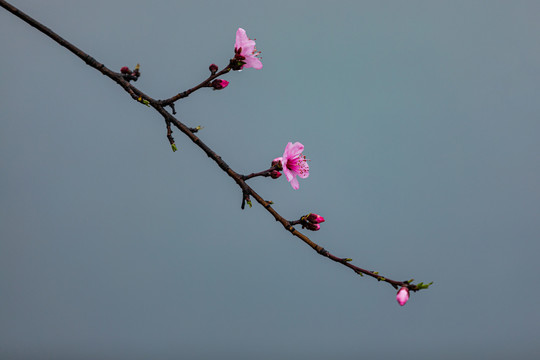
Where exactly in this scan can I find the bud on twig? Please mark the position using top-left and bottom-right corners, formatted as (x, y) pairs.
(211, 79), (229, 90)
(396, 287), (410, 306)
(270, 170), (282, 179)
(306, 213), (325, 224)
(303, 222), (321, 231)
(120, 64), (141, 82)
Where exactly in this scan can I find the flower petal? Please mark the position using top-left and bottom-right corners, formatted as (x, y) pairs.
(282, 142), (293, 158)
(287, 142), (304, 157)
(243, 56), (263, 69)
(235, 28), (256, 53)
(282, 164), (295, 182)
(235, 28), (248, 49)
(289, 176), (300, 190)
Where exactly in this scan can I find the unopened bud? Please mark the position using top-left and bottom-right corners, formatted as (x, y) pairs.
(209, 63), (218, 74)
(306, 213), (325, 224)
(270, 170), (282, 179)
(120, 66), (131, 74)
(211, 79), (229, 90)
(396, 287), (410, 306)
(304, 222), (321, 231)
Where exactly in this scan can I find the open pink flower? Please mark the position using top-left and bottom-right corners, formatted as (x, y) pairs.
(274, 142), (309, 190)
(396, 287), (410, 306)
(234, 28), (262, 70)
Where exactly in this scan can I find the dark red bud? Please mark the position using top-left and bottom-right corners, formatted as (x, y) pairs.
(120, 66), (131, 74)
(304, 222), (321, 231)
(306, 213), (325, 224)
(211, 79), (229, 90)
(270, 170), (282, 179)
(209, 64), (218, 74)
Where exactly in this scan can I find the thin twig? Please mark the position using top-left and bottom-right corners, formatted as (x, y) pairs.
(158, 66), (231, 106)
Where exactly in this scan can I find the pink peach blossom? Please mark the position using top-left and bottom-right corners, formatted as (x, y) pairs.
(274, 142), (309, 190)
(396, 287), (410, 306)
(234, 28), (262, 70)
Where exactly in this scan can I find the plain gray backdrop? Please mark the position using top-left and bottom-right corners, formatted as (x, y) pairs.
(1, 1), (539, 359)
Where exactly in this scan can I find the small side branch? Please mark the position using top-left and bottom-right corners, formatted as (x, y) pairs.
(159, 66), (231, 107)
(165, 120), (177, 152)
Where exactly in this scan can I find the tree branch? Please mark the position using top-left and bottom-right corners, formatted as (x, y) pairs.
(1, 0), (431, 295)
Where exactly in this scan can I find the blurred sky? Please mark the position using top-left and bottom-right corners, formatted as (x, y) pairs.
(1, 1), (540, 359)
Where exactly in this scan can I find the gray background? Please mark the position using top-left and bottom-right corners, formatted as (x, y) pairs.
(1, 1), (539, 359)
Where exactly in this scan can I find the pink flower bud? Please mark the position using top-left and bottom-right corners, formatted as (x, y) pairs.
(211, 79), (229, 90)
(120, 66), (131, 74)
(396, 287), (409, 306)
(307, 213), (325, 224)
(209, 63), (218, 74)
(304, 222), (320, 231)
(270, 170), (282, 179)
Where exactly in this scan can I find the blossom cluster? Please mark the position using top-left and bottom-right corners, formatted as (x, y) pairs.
(303, 213), (325, 231)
